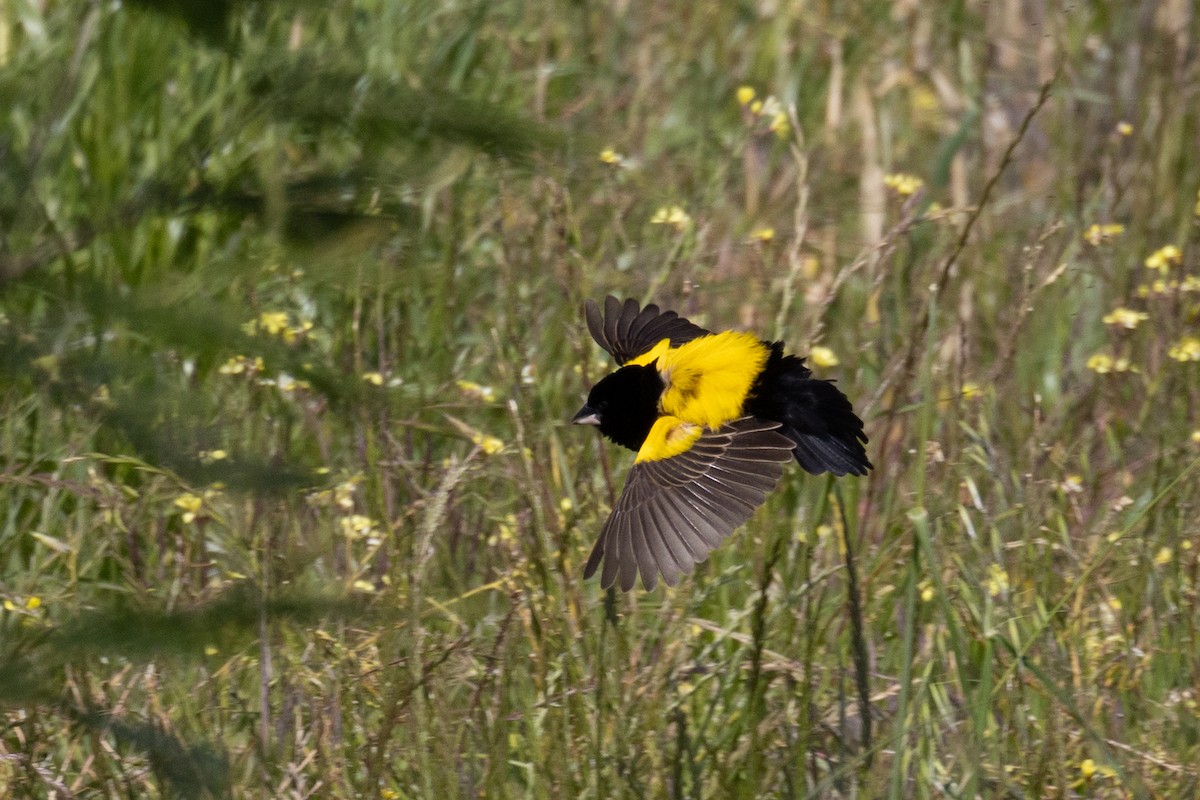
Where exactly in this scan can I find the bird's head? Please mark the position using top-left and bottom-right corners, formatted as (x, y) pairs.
(572, 363), (663, 451)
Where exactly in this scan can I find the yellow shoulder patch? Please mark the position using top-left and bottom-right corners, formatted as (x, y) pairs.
(627, 338), (671, 367)
(635, 416), (703, 463)
(656, 331), (769, 429)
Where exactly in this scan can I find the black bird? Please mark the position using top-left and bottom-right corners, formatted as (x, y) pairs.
(573, 296), (870, 591)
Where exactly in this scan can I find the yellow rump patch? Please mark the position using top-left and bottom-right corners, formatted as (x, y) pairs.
(656, 331), (769, 430)
(635, 416), (703, 463)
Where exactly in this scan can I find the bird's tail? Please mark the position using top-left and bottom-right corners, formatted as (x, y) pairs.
(747, 342), (872, 476)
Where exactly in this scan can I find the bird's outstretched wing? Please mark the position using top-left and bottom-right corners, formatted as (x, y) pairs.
(585, 296), (709, 365)
(583, 417), (794, 591)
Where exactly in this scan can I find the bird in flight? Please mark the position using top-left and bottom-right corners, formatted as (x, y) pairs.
(574, 296), (871, 591)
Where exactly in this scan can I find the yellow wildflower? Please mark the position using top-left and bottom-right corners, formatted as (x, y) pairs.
(241, 311), (311, 343)
(457, 380), (496, 402)
(259, 311), (290, 336)
(1192, 430), (1200, 444)
(1115, 121), (1133, 136)
(769, 110), (790, 139)
(335, 480), (358, 510)
(264, 373), (310, 392)
(749, 226), (775, 242)
(1154, 547), (1173, 566)
(884, 173), (924, 196)
(1083, 223), (1124, 246)
(25, 596), (41, 610)
(1108, 597), (1122, 611)
(472, 433), (505, 455)
(649, 205), (692, 231)
(1168, 337), (1200, 362)
(985, 563), (1009, 598)
(918, 579), (935, 602)
(282, 319), (314, 344)
(303, 478), (360, 511)
(1101, 307), (1148, 330)
(1138, 278), (1181, 297)
(736, 86), (756, 106)
(961, 382), (981, 400)
(198, 449), (227, 463)
(352, 579), (376, 593)
(340, 515), (376, 539)
(495, 514), (518, 544)
(218, 355), (264, 376)
(749, 99), (763, 115)
(362, 371), (385, 386)
(1145, 245), (1182, 272)
(1080, 759), (1097, 780)
(808, 346), (839, 368)
(174, 493), (203, 524)
(599, 147), (622, 165)
(1086, 353), (1134, 374)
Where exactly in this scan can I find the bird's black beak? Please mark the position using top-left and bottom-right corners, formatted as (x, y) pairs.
(572, 404), (601, 426)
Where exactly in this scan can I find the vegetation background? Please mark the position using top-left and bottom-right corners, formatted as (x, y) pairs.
(2, 0), (1198, 797)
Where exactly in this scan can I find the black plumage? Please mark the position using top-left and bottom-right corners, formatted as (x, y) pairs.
(575, 296), (871, 591)
(745, 342), (872, 476)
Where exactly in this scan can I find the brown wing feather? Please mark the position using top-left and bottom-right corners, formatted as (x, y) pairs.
(584, 296), (710, 365)
(583, 418), (794, 591)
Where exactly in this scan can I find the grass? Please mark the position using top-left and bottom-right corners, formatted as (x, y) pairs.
(2, 0), (1199, 797)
